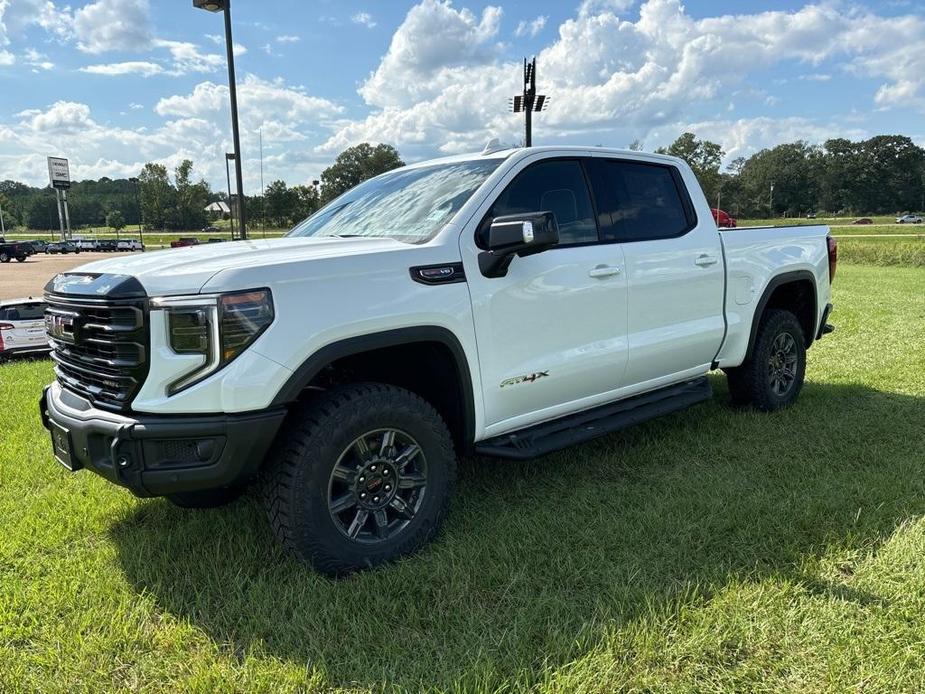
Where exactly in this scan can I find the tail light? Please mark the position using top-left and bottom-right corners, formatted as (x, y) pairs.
(826, 234), (837, 283)
(0, 323), (10, 352)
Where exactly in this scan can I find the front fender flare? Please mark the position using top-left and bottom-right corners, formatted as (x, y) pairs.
(269, 326), (476, 444)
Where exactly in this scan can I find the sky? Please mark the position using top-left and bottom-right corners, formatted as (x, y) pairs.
(1, 0), (924, 192)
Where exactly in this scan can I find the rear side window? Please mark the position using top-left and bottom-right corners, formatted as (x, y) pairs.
(591, 160), (695, 242)
(0, 303), (45, 321)
(484, 159), (598, 247)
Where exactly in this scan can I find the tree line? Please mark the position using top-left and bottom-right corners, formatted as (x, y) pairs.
(655, 133), (925, 218)
(2, 135), (921, 234)
(0, 143), (404, 234)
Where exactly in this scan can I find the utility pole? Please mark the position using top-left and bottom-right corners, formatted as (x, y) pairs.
(0, 199), (5, 237)
(510, 57), (548, 147)
(770, 182), (775, 218)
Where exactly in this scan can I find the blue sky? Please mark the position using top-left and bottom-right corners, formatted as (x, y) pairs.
(1, 0), (924, 191)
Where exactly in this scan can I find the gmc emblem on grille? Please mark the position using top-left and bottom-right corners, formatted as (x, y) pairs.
(46, 312), (77, 343)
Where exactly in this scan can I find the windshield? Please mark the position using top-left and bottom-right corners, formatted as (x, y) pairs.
(287, 159), (501, 243)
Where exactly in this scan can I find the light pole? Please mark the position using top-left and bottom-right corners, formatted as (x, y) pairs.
(225, 152), (236, 240)
(128, 177), (143, 245)
(194, 0), (247, 239)
(770, 182), (775, 218)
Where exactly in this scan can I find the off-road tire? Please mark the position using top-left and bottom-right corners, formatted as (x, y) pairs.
(725, 308), (807, 412)
(260, 383), (457, 576)
(0, 252), (9, 263)
(166, 486), (245, 509)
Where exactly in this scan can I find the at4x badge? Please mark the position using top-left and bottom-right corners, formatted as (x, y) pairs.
(500, 371), (549, 388)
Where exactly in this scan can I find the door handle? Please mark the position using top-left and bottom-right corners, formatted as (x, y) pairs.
(695, 254), (719, 267)
(588, 265), (622, 279)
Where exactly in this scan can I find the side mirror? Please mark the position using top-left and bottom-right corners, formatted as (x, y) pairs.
(479, 211), (559, 278)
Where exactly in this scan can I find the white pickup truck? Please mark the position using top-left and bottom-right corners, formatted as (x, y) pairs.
(40, 146), (836, 574)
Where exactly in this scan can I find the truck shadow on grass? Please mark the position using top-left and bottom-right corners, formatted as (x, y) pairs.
(109, 379), (925, 690)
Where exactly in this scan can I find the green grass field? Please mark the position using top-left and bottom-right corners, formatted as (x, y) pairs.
(1, 264), (924, 692)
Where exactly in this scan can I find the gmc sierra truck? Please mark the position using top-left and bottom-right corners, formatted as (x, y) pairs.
(40, 146), (836, 575)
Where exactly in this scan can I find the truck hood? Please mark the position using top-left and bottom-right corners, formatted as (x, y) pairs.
(69, 236), (405, 296)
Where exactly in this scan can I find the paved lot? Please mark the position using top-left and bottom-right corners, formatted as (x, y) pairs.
(0, 252), (140, 300)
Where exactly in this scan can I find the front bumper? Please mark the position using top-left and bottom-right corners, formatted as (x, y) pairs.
(40, 383), (286, 497)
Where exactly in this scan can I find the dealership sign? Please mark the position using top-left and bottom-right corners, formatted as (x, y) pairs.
(47, 157), (71, 190)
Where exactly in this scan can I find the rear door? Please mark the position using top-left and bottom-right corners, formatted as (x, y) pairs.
(587, 157), (725, 387)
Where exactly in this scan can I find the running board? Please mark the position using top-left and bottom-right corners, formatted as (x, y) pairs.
(475, 377), (712, 460)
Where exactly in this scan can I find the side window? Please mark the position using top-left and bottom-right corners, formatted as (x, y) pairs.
(481, 160), (598, 247)
(592, 160), (694, 242)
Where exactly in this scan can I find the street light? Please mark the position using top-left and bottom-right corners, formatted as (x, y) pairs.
(225, 152), (236, 240)
(194, 0), (247, 239)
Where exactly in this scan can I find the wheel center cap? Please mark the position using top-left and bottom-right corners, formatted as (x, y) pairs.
(365, 477), (384, 493)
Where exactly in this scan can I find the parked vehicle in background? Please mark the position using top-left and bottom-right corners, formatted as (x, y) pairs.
(0, 298), (49, 361)
(41, 146), (836, 575)
(202, 226), (220, 233)
(0, 241), (31, 262)
(853, 218), (873, 225)
(896, 214), (923, 224)
(28, 240), (49, 253)
(170, 237), (200, 248)
(75, 239), (100, 251)
(805, 212), (817, 219)
(207, 238), (225, 244)
(98, 240), (118, 252)
(46, 241), (81, 255)
(711, 208), (737, 228)
(116, 239), (144, 252)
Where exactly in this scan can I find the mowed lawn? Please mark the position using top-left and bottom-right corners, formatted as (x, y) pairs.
(1, 264), (924, 692)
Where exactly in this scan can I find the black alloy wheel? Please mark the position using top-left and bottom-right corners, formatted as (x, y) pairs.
(327, 428), (428, 544)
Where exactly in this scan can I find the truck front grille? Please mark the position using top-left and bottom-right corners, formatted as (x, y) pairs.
(45, 294), (149, 410)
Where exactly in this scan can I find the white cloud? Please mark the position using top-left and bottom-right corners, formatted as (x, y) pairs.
(155, 74), (343, 131)
(0, 49), (14, 65)
(73, 0), (153, 54)
(654, 116), (868, 163)
(80, 60), (164, 76)
(18, 101), (95, 135)
(152, 39), (223, 74)
(515, 15), (546, 38)
(24, 47), (53, 70)
(0, 0), (73, 46)
(352, 12), (377, 29)
(276, 35), (300, 43)
(359, 0), (503, 109)
(326, 0), (925, 161)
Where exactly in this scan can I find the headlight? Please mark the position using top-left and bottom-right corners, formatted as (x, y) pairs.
(153, 288), (274, 395)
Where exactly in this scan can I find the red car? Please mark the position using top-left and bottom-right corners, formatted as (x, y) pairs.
(170, 237), (201, 248)
(711, 208), (737, 228)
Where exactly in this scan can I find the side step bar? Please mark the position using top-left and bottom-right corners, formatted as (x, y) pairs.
(475, 377), (713, 460)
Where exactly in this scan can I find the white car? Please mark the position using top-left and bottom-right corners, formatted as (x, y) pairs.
(41, 146), (836, 574)
(116, 239), (145, 252)
(0, 298), (49, 361)
(74, 239), (100, 251)
(896, 214), (923, 224)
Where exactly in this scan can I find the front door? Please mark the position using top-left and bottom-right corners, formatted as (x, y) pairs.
(461, 158), (629, 434)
